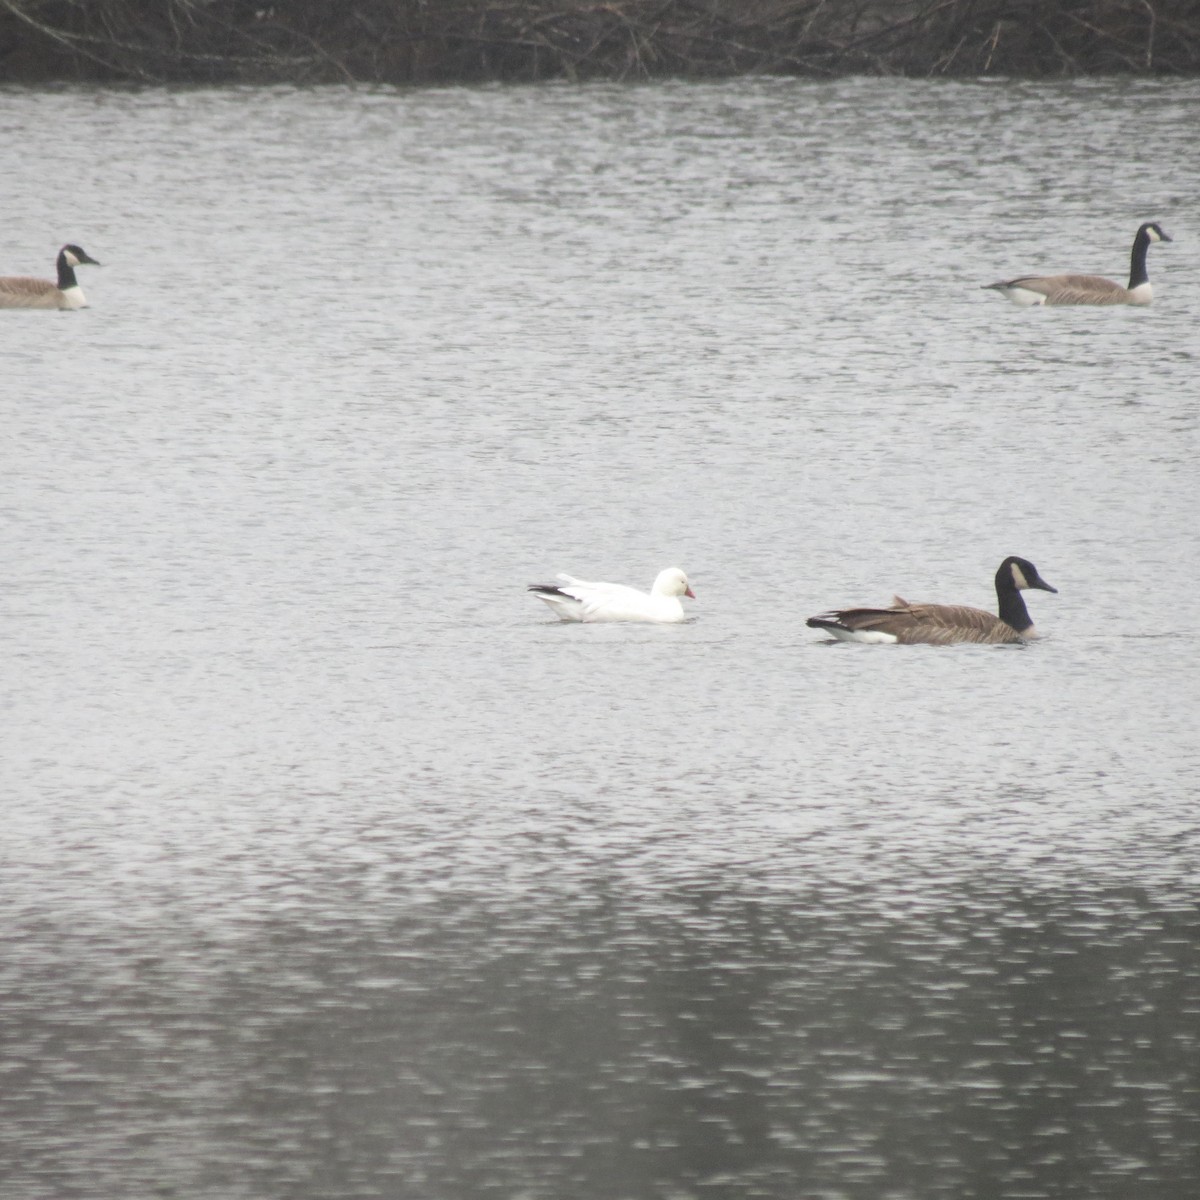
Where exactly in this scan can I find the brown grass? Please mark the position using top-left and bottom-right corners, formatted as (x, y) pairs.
(0, 0), (1196, 83)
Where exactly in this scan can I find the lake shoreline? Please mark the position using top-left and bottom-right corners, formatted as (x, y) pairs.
(1, 0), (1197, 85)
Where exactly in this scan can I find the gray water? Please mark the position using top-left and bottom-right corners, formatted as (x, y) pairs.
(2, 77), (1199, 1200)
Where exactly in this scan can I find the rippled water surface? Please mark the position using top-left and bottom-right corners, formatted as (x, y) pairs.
(2, 77), (1199, 1199)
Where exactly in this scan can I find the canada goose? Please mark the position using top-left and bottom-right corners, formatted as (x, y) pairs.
(529, 567), (695, 623)
(807, 556), (1057, 645)
(0, 244), (101, 310)
(983, 222), (1171, 306)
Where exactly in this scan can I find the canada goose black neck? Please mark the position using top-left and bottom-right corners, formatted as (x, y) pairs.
(1128, 226), (1153, 290)
(1128, 222), (1170, 290)
(996, 573), (1034, 633)
(994, 555), (1056, 634)
(53, 244), (99, 293)
(55, 248), (79, 291)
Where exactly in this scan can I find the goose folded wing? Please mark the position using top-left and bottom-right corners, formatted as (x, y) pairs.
(898, 603), (1012, 644)
(0, 277), (54, 303)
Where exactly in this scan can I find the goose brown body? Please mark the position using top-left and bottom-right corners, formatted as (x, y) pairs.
(995, 274), (1134, 307)
(807, 557), (1057, 646)
(983, 222), (1171, 307)
(811, 599), (1028, 645)
(0, 244), (101, 310)
(0, 277), (73, 309)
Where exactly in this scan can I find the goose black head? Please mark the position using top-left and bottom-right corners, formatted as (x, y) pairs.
(1001, 556), (1057, 593)
(61, 244), (102, 267)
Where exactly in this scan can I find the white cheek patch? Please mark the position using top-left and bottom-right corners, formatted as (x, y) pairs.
(1147, 227), (1162, 243)
(63, 249), (80, 266)
(1010, 562), (1029, 589)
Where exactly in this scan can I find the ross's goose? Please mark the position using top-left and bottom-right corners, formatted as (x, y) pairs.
(528, 567), (695, 623)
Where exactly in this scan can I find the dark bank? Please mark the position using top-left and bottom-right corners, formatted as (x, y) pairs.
(0, 0), (1197, 85)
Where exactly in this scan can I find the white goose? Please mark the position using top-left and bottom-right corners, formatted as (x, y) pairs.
(528, 567), (695, 623)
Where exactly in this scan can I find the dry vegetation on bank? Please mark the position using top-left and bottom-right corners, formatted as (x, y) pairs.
(0, 0), (1196, 84)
